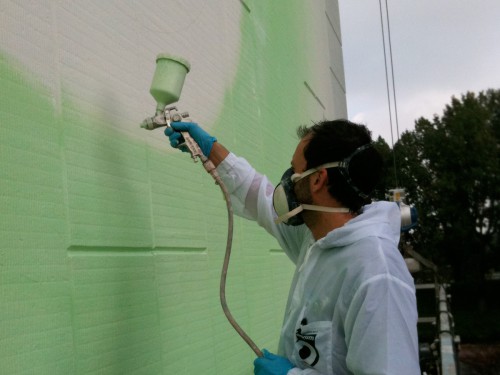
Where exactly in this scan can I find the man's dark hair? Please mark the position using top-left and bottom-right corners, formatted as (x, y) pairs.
(297, 119), (383, 212)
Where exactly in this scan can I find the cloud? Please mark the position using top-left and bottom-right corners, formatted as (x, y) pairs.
(347, 88), (464, 144)
(339, 0), (500, 144)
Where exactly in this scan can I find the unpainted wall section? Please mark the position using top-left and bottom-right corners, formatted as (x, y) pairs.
(0, 1), (346, 374)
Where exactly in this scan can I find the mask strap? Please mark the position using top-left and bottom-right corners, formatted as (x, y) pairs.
(274, 206), (304, 224)
(291, 162), (340, 183)
(301, 204), (350, 213)
(319, 162), (342, 169)
(338, 143), (373, 200)
(274, 204), (350, 224)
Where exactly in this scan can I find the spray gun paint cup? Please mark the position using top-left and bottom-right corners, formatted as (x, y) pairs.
(150, 54), (191, 113)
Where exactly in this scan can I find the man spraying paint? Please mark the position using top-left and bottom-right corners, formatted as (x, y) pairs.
(166, 119), (420, 375)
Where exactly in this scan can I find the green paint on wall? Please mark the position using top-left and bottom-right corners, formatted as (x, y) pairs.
(0, 1), (321, 374)
(213, 1), (316, 176)
(0, 52), (74, 374)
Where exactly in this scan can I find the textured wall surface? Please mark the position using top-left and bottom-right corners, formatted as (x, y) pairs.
(0, 1), (346, 374)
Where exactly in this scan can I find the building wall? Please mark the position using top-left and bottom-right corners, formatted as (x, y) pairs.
(0, 1), (347, 374)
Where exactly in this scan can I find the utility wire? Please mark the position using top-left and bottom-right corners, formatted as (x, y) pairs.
(385, 0), (401, 141)
(378, 0), (399, 187)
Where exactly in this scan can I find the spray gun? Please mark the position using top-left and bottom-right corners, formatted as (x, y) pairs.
(140, 54), (262, 358)
(140, 55), (207, 164)
(140, 105), (207, 161)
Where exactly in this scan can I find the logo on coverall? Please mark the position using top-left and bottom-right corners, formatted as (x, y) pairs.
(295, 321), (320, 367)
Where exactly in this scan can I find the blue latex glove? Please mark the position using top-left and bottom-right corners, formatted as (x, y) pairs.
(254, 349), (295, 375)
(164, 122), (217, 157)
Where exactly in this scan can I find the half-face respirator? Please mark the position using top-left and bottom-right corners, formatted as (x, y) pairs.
(273, 163), (349, 225)
(272, 143), (373, 226)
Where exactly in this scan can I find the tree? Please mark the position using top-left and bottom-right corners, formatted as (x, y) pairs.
(372, 135), (394, 200)
(391, 89), (500, 284)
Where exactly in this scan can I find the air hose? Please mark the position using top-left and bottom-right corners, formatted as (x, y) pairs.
(199, 153), (263, 358)
(140, 52), (261, 356)
(141, 109), (262, 357)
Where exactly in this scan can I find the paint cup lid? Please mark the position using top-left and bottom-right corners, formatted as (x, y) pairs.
(156, 53), (191, 72)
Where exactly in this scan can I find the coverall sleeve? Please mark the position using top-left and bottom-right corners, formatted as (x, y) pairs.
(216, 152), (308, 262)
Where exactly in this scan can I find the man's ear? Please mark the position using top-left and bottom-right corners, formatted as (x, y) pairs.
(311, 168), (329, 192)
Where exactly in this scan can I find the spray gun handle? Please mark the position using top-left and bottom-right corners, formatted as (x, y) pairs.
(163, 110), (202, 161)
(140, 107), (202, 162)
(178, 131), (205, 162)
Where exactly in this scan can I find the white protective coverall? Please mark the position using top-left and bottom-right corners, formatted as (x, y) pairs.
(217, 153), (420, 375)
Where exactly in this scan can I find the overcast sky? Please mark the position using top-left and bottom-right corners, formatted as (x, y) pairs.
(338, 0), (500, 145)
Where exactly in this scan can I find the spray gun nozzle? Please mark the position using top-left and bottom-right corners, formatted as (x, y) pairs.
(140, 117), (154, 130)
(140, 115), (165, 130)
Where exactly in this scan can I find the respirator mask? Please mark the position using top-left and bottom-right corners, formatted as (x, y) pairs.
(272, 144), (373, 226)
(272, 162), (349, 226)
